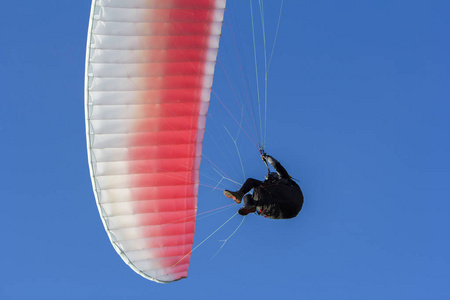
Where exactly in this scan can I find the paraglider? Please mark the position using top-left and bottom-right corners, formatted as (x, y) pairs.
(85, 0), (226, 283)
(224, 153), (303, 219)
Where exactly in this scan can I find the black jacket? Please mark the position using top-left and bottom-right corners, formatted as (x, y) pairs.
(253, 156), (304, 219)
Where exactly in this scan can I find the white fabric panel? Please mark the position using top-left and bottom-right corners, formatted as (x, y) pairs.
(88, 76), (215, 91)
(90, 144), (203, 163)
(95, 7), (225, 23)
(97, 0), (226, 9)
(89, 62), (217, 77)
(89, 49), (220, 64)
(89, 116), (207, 134)
(92, 21), (225, 36)
(88, 89), (213, 105)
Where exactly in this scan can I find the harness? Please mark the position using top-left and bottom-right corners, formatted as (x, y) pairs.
(256, 208), (269, 218)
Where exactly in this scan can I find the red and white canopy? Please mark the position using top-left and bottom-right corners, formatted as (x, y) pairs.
(85, 0), (226, 283)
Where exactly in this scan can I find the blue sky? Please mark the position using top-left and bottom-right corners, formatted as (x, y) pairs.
(1, 1), (449, 299)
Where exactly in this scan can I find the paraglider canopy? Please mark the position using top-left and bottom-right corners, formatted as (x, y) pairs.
(85, 0), (226, 283)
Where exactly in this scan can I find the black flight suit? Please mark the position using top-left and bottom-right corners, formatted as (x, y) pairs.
(238, 156), (303, 219)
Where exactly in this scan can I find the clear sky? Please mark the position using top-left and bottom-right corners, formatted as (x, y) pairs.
(1, 1), (449, 299)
